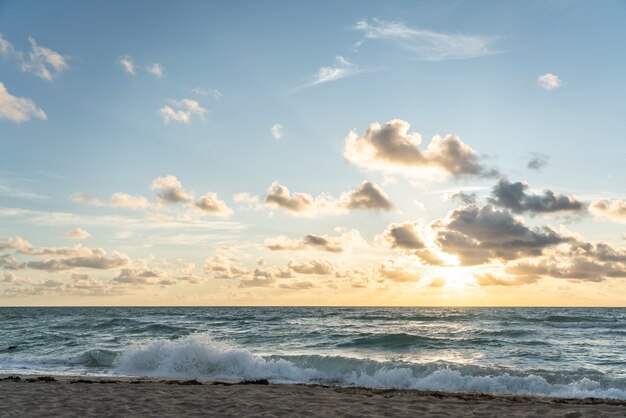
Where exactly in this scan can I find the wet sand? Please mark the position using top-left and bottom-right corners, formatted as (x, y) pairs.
(1, 375), (624, 417)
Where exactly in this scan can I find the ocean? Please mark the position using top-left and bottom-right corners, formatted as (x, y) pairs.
(0, 307), (624, 399)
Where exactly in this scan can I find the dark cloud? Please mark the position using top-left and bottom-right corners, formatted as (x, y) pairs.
(113, 268), (167, 285)
(272, 266), (295, 279)
(382, 223), (426, 250)
(381, 223), (445, 265)
(203, 256), (250, 279)
(431, 204), (570, 265)
(238, 268), (277, 288)
(195, 193), (233, 217)
(265, 229), (365, 253)
(345, 181), (393, 210)
(278, 281), (315, 290)
(380, 201), (625, 285)
(264, 181), (393, 216)
(334, 269), (370, 288)
(488, 178), (585, 215)
(303, 234), (342, 251)
(26, 247), (130, 272)
(0, 235), (33, 253)
(507, 258), (625, 282)
(151, 175), (193, 205)
(502, 239), (626, 283)
(265, 182), (313, 213)
(527, 153), (549, 171)
(266, 234), (345, 253)
(2, 274), (123, 298)
(288, 259), (334, 275)
(450, 191), (477, 205)
(0, 255), (24, 270)
(177, 274), (205, 284)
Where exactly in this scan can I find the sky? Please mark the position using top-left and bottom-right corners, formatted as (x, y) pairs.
(0, 0), (625, 306)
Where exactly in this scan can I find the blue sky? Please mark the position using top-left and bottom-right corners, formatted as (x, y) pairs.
(1, 0), (625, 305)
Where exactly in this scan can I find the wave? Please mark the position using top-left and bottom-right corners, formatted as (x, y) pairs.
(335, 333), (506, 350)
(336, 333), (445, 349)
(111, 334), (626, 400)
(541, 315), (617, 323)
(475, 329), (536, 338)
(72, 349), (118, 368)
(341, 314), (471, 322)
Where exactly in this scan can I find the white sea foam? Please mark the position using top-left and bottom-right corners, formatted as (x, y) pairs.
(114, 334), (626, 400)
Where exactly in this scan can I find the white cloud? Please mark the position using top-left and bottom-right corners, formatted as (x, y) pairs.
(379, 261), (423, 283)
(288, 259), (334, 275)
(146, 63), (164, 78)
(71, 191), (149, 210)
(537, 73), (561, 90)
(344, 119), (497, 179)
(151, 175), (194, 205)
(271, 123), (284, 140)
(0, 182), (48, 200)
(0, 82), (46, 123)
(195, 192), (233, 217)
(177, 273), (205, 284)
(312, 56), (358, 85)
(204, 255), (251, 279)
(110, 193), (150, 209)
(2, 272), (17, 283)
(295, 56), (363, 91)
(0, 35), (68, 81)
(590, 199), (626, 224)
(352, 19), (497, 61)
(233, 192), (263, 210)
(211, 89), (223, 101)
(192, 87), (207, 95)
(20, 37), (69, 80)
(119, 55), (135, 74)
(159, 99), (207, 124)
(70, 192), (91, 203)
(63, 228), (91, 239)
(150, 175), (234, 217)
(26, 245), (130, 272)
(193, 88), (223, 101)
(263, 181), (393, 217)
(265, 229), (366, 253)
(0, 235), (33, 253)
(0, 206), (245, 234)
(0, 34), (16, 57)
(71, 176), (235, 226)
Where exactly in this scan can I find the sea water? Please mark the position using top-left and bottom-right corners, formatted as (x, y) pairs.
(0, 307), (624, 399)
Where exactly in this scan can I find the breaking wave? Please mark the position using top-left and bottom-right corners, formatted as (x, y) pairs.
(112, 334), (626, 400)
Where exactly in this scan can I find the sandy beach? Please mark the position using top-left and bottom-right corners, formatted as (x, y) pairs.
(1, 375), (624, 417)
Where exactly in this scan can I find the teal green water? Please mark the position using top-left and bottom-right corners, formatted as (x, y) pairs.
(1, 307), (624, 399)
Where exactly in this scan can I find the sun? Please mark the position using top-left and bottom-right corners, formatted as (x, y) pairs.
(431, 267), (475, 290)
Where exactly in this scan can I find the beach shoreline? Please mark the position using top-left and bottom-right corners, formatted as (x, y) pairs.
(1, 374), (624, 417)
